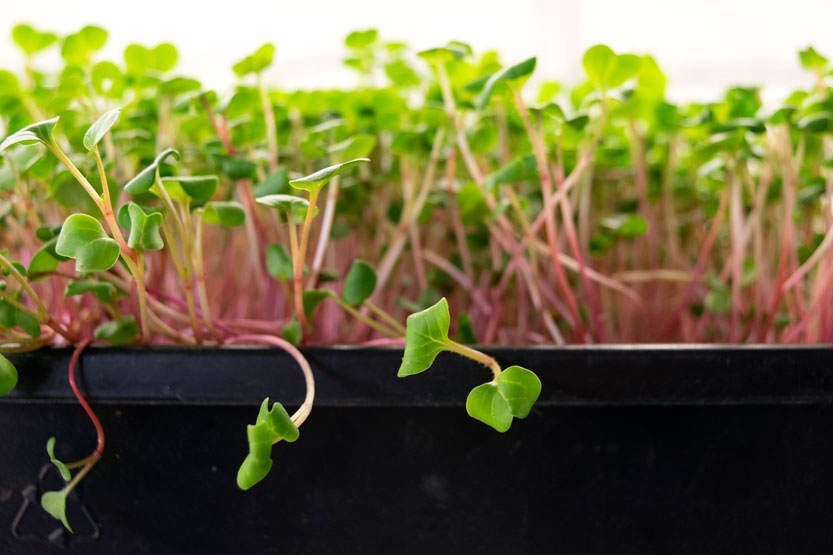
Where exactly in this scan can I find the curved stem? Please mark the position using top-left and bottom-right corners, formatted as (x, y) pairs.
(66, 339), (104, 467)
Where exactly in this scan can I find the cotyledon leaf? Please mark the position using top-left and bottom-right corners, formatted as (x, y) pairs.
(397, 297), (452, 377)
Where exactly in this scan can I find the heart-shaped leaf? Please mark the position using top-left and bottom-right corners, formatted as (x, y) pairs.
(232, 43), (276, 77)
(583, 45), (642, 90)
(799, 46), (828, 71)
(289, 158), (370, 192)
(476, 57), (537, 109)
(12, 24), (58, 55)
(56, 214), (121, 272)
(201, 201), (245, 227)
(125, 203), (164, 251)
(94, 316), (139, 345)
(466, 382), (513, 432)
(398, 297), (451, 377)
(124, 149), (180, 194)
(257, 398), (299, 442)
(0, 117), (59, 153)
(46, 437), (72, 482)
(83, 108), (121, 151)
(342, 260), (376, 306)
(41, 488), (72, 532)
(266, 244), (293, 279)
(345, 30), (378, 49)
(0, 354), (17, 396)
(496, 366), (542, 418)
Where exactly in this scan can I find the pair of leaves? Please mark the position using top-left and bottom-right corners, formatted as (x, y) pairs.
(466, 366), (541, 432)
(232, 43), (275, 77)
(124, 43), (178, 75)
(42, 437), (72, 531)
(12, 24), (57, 55)
(55, 214), (120, 272)
(118, 202), (164, 251)
(0, 354), (17, 396)
(237, 398), (299, 490)
(0, 117), (59, 153)
(582, 44), (643, 90)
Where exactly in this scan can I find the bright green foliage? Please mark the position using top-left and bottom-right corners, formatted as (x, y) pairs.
(799, 46), (828, 71)
(61, 25), (107, 66)
(233, 44), (276, 77)
(476, 57), (537, 108)
(125, 203), (164, 251)
(0, 117), (59, 152)
(161, 175), (218, 203)
(12, 24), (57, 55)
(0, 354), (17, 396)
(582, 44), (642, 90)
(65, 280), (118, 302)
(345, 30), (378, 49)
(202, 201), (246, 227)
(124, 43), (178, 75)
(329, 135), (377, 160)
(256, 194), (315, 223)
(266, 244), (293, 279)
(237, 398), (299, 490)
(94, 316), (139, 345)
(83, 108), (121, 151)
(124, 149), (180, 194)
(342, 260), (376, 306)
(398, 297), (451, 377)
(466, 366), (541, 432)
(46, 437), (71, 481)
(41, 489), (72, 532)
(27, 238), (68, 281)
(55, 214), (121, 272)
(289, 158), (370, 191)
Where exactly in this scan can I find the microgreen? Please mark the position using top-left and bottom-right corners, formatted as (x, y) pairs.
(237, 397), (299, 490)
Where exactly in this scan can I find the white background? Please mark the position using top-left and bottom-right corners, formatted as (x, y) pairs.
(0, 0), (831, 103)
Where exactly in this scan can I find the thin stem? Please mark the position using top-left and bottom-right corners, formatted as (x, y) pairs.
(444, 340), (502, 380)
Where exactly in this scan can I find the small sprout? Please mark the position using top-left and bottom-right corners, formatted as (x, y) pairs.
(237, 398), (299, 490)
(55, 214), (121, 272)
(288, 158), (370, 192)
(124, 148), (180, 194)
(342, 260), (377, 306)
(475, 57), (537, 109)
(12, 24), (58, 55)
(83, 108), (121, 151)
(46, 437), (71, 481)
(0, 354), (17, 396)
(94, 316), (139, 345)
(466, 366), (541, 432)
(124, 203), (164, 251)
(799, 46), (828, 71)
(582, 44), (643, 91)
(201, 201), (246, 227)
(232, 43), (276, 77)
(0, 117), (59, 153)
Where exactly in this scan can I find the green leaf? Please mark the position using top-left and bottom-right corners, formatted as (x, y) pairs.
(233, 43), (276, 77)
(125, 203), (164, 251)
(583, 45), (642, 90)
(475, 57), (537, 109)
(289, 158), (370, 192)
(0, 354), (17, 396)
(83, 108), (120, 151)
(342, 260), (376, 306)
(799, 46), (828, 71)
(601, 214), (648, 238)
(237, 397), (300, 490)
(27, 238), (68, 281)
(41, 488), (72, 532)
(345, 29), (378, 49)
(302, 290), (330, 319)
(46, 437), (71, 482)
(496, 366), (541, 418)
(254, 168), (290, 198)
(161, 175), (218, 203)
(282, 317), (302, 345)
(266, 244), (293, 279)
(398, 297), (451, 377)
(15, 310), (41, 338)
(328, 135), (377, 161)
(0, 117), (59, 153)
(61, 26), (107, 65)
(65, 280), (118, 302)
(465, 382), (513, 432)
(256, 194), (315, 223)
(202, 201), (245, 227)
(94, 316), (139, 345)
(124, 149), (180, 194)
(12, 24), (57, 55)
(55, 214), (121, 272)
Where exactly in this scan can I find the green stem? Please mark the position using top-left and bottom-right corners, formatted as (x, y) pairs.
(293, 188), (320, 332)
(329, 294), (402, 338)
(444, 340), (502, 380)
(364, 300), (406, 334)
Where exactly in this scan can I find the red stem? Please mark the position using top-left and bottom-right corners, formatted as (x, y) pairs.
(68, 339), (104, 459)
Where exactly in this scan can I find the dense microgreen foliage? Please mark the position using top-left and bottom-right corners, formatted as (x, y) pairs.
(5, 24), (833, 526)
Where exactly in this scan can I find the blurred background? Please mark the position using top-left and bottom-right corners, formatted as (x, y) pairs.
(1, 0), (832, 103)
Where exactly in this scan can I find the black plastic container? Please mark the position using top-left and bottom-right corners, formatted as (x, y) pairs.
(2, 345), (833, 554)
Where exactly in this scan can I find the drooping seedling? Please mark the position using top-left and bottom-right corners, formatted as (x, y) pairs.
(398, 298), (541, 432)
(237, 397), (299, 490)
